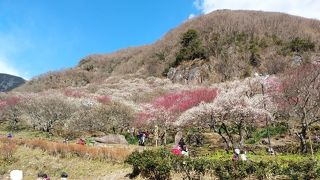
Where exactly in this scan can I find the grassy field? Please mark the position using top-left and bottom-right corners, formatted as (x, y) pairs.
(0, 129), (318, 179)
(1, 146), (132, 180)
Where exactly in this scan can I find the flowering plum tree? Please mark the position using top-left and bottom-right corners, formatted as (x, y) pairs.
(152, 88), (218, 113)
(0, 95), (22, 130)
(20, 96), (75, 133)
(280, 64), (320, 153)
(176, 78), (277, 150)
(97, 95), (111, 104)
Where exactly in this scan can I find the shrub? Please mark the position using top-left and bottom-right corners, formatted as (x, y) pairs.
(97, 95), (111, 104)
(0, 139), (17, 163)
(125, 149), (173, 180)
(286, 37), (315, 53)
(173, 29), (206, 66)
(63, 89), (84, 98)
(281, 37), (315, 54)
(126, 148), (320, 179)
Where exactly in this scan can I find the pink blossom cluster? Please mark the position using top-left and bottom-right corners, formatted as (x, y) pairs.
(96, 95), (111, 104)
(152, 88), (218, 113)
(0, 96), (20, 110)
(63, 89), (84, 98)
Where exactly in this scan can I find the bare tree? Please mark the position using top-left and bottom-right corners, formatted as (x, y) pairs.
(281, 64), (320, 153)
(21, 96), (74, 133)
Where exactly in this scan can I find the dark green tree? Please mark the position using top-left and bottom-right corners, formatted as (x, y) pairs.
(174, 29), (206, 66)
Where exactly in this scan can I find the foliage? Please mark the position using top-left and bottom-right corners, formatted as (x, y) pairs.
(124, 133), (138, 145)
(125, 149), (173, 180)
(246, 124), (288, 144)
(283, 37), (315, 53)
(173, 29), (206, 66)
(126, 148), (320, 180)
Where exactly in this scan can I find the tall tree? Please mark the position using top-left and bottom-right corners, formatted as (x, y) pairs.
(281, 64), (320, 153)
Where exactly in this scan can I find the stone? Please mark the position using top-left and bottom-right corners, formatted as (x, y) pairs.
(94, 134), (128, 145)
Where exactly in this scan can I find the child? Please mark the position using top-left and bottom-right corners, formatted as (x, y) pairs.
(232, 148), (240, 161)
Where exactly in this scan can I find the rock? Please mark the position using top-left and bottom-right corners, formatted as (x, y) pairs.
(167, 60), (210, 84)
(94, 134), (128, 145)
(291, 55), (303, 65)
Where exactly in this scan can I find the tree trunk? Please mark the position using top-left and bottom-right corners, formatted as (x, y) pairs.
(218, 127), (230, 151)
(163, 129), (167, 145)
(238, 121), (244, 148)
(297, 124), (308, 153)
(221, 123), (234, 148)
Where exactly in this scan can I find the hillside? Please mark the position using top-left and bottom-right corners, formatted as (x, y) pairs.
(0, 73), (25, 92)
(1, 10), (319, 179)
(17, 10), (320, 92)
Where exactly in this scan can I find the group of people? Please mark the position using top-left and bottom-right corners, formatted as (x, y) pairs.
(232, 148), (248, 161)
(137, 131), (149, 146)
(9, 171), (68, 180)
(171, 138), (189, 156)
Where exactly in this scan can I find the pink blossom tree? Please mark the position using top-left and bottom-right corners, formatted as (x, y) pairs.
(280, 64), (320, 153)
(0, 95), (22, 130)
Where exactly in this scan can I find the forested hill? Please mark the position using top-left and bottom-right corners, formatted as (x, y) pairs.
(0, 73), (26, 92)
(17, 10), (320, 92)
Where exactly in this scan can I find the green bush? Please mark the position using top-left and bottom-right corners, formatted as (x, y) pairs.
(246, 125), (288, 144)
(124, 133), (138, 145)
(125, 149), (173, 180)
(126, 148), (320, 179)
(173, 29), (206, 67)
(281, 37), (315, 54)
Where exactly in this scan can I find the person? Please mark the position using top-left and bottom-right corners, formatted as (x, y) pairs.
(77, 138), (85, 145)
(37, 173), (50, 180)
(268, 147), (275, 155)
(138, 132), (146, 146)
(43, 173), (50, 180)
(178, 138), (186, 150)
(239, 150), (247, 161)
(61, 172), (68, 180)
(181, 145), (189, 156)
(9, 170), (23, 180)
(7, 133), (13, 138)
(37, 172), (45, 180)
(232, 148), (240, 161)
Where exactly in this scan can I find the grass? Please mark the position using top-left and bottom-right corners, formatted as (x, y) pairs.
(246, 125), (288, 144)
(1, 146), (132, 180)
(207, 149), (319, 163)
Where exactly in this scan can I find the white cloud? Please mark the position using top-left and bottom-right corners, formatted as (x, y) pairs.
(188, 14), (196, 19)
(0, 56), (21, 77)
(194, 0), (320, 20)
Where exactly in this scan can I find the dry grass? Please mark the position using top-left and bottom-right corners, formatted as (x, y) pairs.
(0, 138), (133, 163)
(0, 145), (132, 180)
(0, 138), (17, 161)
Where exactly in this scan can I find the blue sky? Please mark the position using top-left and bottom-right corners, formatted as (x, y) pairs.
(0, 0), (198, 79)
(0, 0), (319, 79)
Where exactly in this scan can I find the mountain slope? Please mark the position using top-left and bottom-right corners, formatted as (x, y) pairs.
(17, 10), (320, 92)
(0, 73), (26, 92)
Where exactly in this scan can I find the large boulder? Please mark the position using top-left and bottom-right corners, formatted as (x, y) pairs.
(94, 134), (128, 145)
